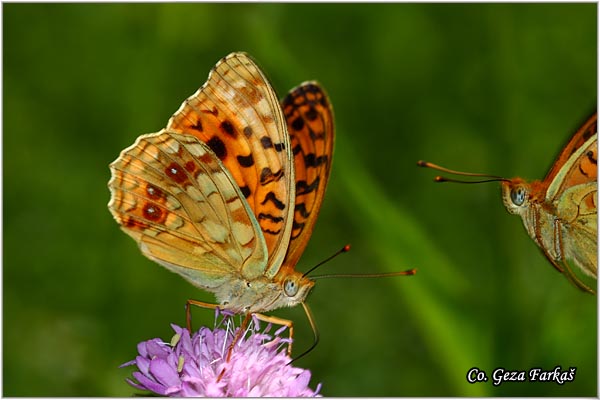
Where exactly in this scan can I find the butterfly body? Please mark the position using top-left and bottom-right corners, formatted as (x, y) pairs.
(109, 53), (333, 313)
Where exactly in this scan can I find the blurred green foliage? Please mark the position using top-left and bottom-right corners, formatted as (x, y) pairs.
(3, 3), (596, 396)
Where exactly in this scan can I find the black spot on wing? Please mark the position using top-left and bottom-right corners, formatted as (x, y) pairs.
(587, 150), (597, 164)
(578, 150), (596, 176)
(296, 177), (320, 195)
(192, 120), (203, 132)
(304, 83), (321, 95)
(207, 136), (226, 160)
(305, 107), (318, 121)
(290, 222), (305, 240)
(240, 185), (251, 198)
(583, 121), (597, 141)
(260, 167), (284, 184)
(263, 228), (282, 235)
(220, 120), (236, 137)
(261, 192), (285, 210)
(291, 117), (305, 131)
(261, 136), (273, 149)
(274, 142), (285, 152)
(304, 153), (328, 168)
(295, 203), (309, 218)
(292, 144), (302, 155)
(258, 213), (284, 222)
(237, 154), (254, 168)
(260, 136), (285, 152)
(292, 220), (306, 230)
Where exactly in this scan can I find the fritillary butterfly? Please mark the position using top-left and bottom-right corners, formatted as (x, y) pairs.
(108, 52), (335, 316)
(419, 112), (597, 293)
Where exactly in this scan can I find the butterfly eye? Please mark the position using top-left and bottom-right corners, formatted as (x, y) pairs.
(510, 186), (527, 206)
(283, 278), (298, 297)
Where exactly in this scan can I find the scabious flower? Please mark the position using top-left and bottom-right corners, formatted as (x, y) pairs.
(120, 311), (322, 397)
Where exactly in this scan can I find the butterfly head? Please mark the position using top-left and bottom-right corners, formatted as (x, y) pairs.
(278, 271), (316, 308)
(500, 178), (549, 217)
(500, 178), (531, 215)
(216, 270), (315, 314)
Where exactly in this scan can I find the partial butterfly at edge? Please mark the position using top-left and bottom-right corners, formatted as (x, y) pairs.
(419, 112), (597, 294)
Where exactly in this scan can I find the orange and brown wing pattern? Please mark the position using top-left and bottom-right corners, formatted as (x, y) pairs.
(280, 82), (335, 267)
(166, 52), (295, 271)
(544, 112), (597, 197)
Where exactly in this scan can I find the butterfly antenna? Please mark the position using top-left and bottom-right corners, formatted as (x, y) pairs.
(417, 160), (509, 184)
(311, 269), (416, 279)
(289, 302), (320, 364)
(304, 244), (417, 279)
(302, 244), (351, 278)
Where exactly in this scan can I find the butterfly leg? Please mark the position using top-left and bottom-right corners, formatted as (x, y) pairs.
(254, 302), (320, 363)
(184, 302), (252, 381)
(184, 302), (286, 358)
(252, 312), (294, 356)
(553, 223), (596, 294)
(224, 313), (252, 362)
(532, 213), (594, 292)
(532, 209), (563, 274)
(185, 299), (222, 333)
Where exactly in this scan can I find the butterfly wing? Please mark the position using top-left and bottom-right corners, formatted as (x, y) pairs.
(540, 113), (597, 282)
(544, 113), (597, 193)
(108, 130), (268, 288)
(166, 52), (295, 276)
(280, 82), (335, 269)
(547, 117), (598, 278)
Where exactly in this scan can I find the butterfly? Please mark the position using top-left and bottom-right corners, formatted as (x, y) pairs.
(419, 112), (597, 294)
(108, 52), (336, 323)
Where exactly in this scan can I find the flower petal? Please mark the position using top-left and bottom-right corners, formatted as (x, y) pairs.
(131, 371), (167, 395)
(149, 358), (181, 388)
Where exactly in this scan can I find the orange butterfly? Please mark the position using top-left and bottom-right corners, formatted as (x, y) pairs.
(108, 52), (414, 355)
(419, 113), (597, 294)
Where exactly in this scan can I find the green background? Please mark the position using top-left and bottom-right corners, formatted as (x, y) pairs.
(3, 3), (597, 396)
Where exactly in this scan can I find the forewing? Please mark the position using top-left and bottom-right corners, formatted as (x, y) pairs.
(108, 130), (268, 286)
(167, 52), (295, 274)
(280, 82), (335, 267)
(545, 113), (597, 200)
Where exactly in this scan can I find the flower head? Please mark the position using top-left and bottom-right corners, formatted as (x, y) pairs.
(121, 311), (322, 397)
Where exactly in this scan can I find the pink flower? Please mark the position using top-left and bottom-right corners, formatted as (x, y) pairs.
(121, 312), (322, 397)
